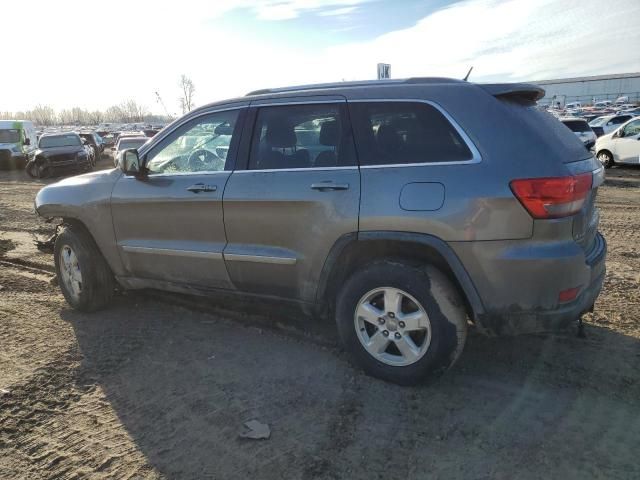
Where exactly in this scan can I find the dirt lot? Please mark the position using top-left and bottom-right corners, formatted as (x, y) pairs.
(1, 158), (639, 479)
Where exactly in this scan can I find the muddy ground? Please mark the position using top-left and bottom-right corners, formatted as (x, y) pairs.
(1, 157), (639, 479)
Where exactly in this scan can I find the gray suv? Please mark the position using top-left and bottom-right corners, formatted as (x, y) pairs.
(35, 78), (607, 384)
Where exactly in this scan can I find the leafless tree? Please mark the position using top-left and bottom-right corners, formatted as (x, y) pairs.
(179, 74), (195, 114)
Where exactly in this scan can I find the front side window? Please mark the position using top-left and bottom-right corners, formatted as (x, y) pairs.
(0, 129), (20, 143)
(248, 103), (356, 170)
(622, 120), (640, 137)
(146, 109), (240, 175)
(350, 102), (473, 166)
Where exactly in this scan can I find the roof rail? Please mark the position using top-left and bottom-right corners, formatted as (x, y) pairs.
(245, 77), (463, 96)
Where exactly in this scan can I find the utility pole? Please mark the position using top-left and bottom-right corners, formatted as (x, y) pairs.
(154, 91), (172, 119)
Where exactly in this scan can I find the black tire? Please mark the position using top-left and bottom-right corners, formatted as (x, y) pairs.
(25, 158), (51, 179)
(336, 261), (468, 385)
(54, 223), (115, 312)
(597, 150), (614, 169)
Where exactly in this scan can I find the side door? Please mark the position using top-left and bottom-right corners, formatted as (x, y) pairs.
(615, 119), (640, 164)
(111, 105), (246, 289)
(222, 98), (360, 301)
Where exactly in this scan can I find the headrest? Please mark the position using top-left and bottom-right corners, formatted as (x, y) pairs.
(266, 121), (297, 148)
(319, 120), (339, 146)
(376, 124), (402, 152)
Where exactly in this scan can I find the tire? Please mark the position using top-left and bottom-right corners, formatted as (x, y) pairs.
(25, 158), (51, 179)
(54, 224), (115, 312)
(597, 150), (614, 169)
(336, 261), (468, 385)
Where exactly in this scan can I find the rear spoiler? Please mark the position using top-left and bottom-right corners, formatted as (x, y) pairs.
(480, 83), (545, 102)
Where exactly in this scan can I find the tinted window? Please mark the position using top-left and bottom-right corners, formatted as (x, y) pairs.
(146, 109), (240, 175)
(562, 120), (591, 133)
(39, 134), (81, 148)
(350, 102), (473, 166)
(611, 116), (631, 125)
(248, 103), (356, 170)
(0, 129), (20, 143)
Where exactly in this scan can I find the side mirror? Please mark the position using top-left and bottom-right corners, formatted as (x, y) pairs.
(616, 129), (624, 138)
(24, 138), (31, 146)
(121, 149), (142, 176)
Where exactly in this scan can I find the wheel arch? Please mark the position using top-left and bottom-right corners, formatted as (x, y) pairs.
(316, 231), (485, 323)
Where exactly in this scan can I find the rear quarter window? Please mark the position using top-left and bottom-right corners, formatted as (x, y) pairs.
(349, 102), (473, 166)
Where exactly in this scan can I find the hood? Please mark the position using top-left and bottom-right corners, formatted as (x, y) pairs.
(37, 145), (85, 156)
(51, 167), (121, 187)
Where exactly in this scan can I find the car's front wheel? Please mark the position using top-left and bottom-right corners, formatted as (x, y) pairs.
(54, 224), (115, 312)
(336, 261), (468, 385)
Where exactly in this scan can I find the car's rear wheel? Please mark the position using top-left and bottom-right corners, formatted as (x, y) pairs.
(597, 150), (614, 168)
(54, 224), (114, 312)
(336, 261), (467, 385)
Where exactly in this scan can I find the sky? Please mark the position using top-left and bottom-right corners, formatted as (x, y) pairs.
(2, 0), (639, 115)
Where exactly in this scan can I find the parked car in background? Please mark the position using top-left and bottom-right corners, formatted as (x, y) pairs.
(618, 106), (640, 117)
(79, 132), (104, 165)
(595, 117), (640, 168)
(565, 102), (582, 110)
(112, 135), (148, 167)
(0, 120), (38, 169)
(593, 100), (613, 109)
(34, 78), (607, 385)
(26, 132), (92, 178)
(589, 114), (633, 135)
(560, 117), (597, 149)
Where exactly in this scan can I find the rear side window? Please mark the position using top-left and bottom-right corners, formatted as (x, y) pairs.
(349, 102), (473, 166)
(248, 103), (356, 170)
(562, 120), (591, 133)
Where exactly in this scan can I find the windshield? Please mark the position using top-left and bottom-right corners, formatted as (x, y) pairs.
(589, 117), (607, 127)
(118, 138), (147, 150)
(39, 134), (81, 148)
(0, 129), (21, 144)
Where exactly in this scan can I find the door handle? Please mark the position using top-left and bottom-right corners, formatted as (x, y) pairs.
(187, 183), (217, 193)
(310, 182), (350, 191)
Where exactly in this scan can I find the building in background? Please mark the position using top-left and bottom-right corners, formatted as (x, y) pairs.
(534, 72), (640, 107)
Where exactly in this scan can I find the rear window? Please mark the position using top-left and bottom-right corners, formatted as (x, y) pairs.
(0, 129), (20, 143)
(39, 134), (81, 148)
(349, 102), (473, 166)
(118, 138), (147, 150)
(562, 120), (591, 133)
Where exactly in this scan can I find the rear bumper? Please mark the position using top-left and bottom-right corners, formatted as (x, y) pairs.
(452, 232), (607, 335)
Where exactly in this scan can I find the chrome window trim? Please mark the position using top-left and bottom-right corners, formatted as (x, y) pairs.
(249, 99), (346, 107)
(121, 245), (223, 260)
(349, 98), (482, 168)
(223, 253), (297, 265)
(121, 170), (231, 179)
(233, 166), (357, 174)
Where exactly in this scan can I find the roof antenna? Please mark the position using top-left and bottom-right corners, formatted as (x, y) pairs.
(463, 66), (473, 82)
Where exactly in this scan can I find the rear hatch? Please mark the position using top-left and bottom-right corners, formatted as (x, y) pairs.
(482, 83), (603, 256)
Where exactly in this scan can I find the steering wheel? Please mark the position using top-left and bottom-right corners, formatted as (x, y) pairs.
(187, 149), (223, 171)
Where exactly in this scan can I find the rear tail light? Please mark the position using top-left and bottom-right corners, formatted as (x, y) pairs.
(510, 173), (592, 219)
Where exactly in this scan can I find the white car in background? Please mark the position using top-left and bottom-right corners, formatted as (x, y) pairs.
(112, 136), (149, 167)
(589, 114), (633, 135)
(595, 117), (640, 168)
(559, 117), (597, 149)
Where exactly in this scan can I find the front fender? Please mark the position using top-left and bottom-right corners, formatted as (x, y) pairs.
(35, 169), (126, 276)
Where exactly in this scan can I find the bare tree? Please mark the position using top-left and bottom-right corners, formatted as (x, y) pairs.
(29, 105), (56, 126)
(179, 74), (195, 114)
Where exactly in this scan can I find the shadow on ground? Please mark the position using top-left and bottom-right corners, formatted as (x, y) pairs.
(60, 293), (640, 479)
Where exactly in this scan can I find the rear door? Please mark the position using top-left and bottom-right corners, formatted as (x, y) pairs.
(615, 119), (640, 164)
(222, 98), (360, 301)
(111, 105), (246, 289)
